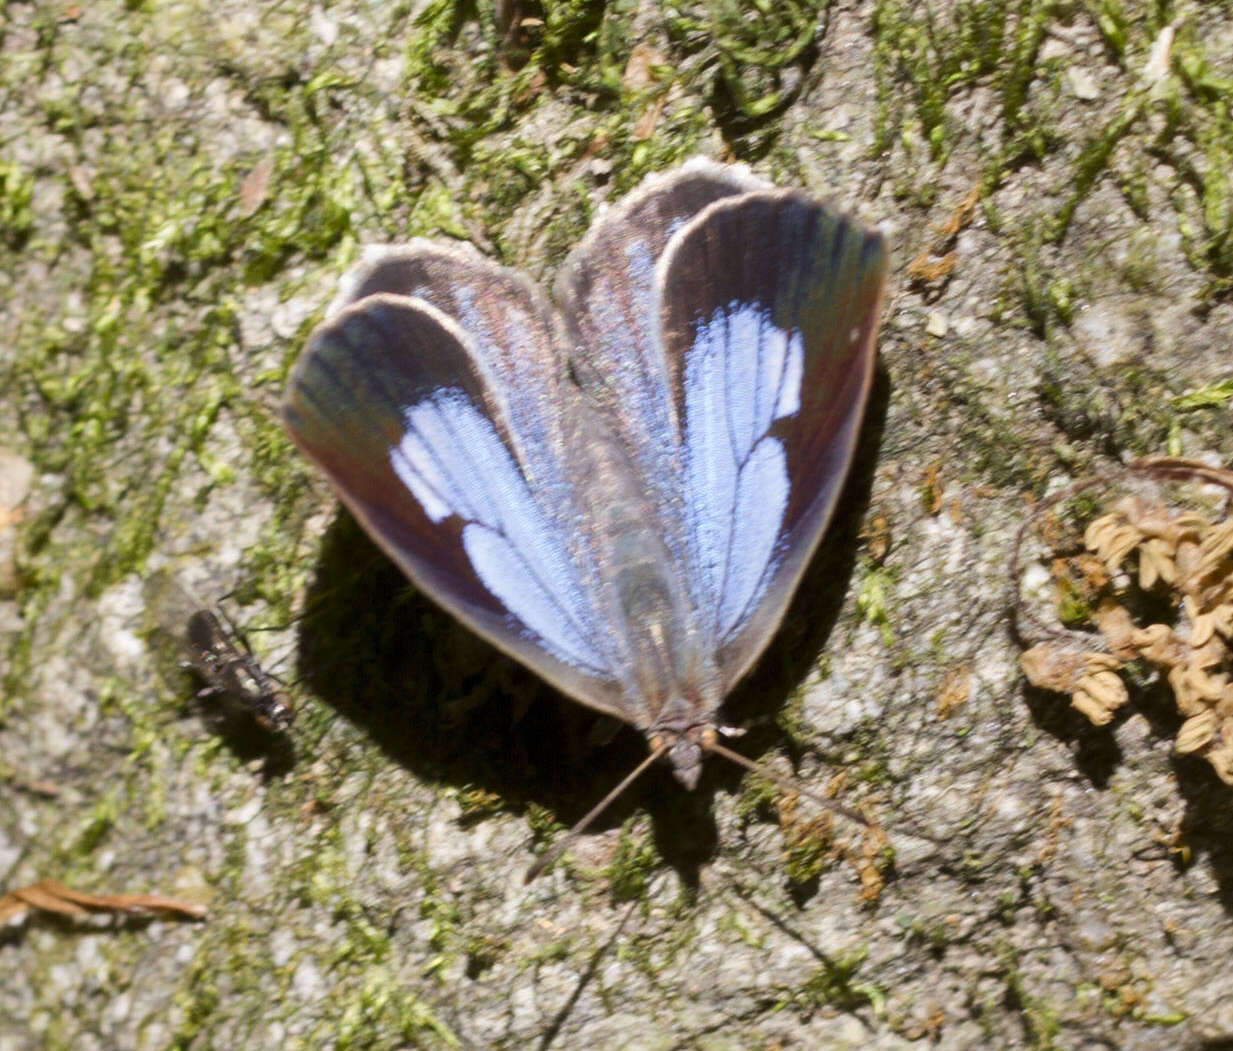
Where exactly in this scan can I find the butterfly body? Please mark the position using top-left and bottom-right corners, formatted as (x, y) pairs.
(284, 159), (885, 788)
(554, 390), (721, 783)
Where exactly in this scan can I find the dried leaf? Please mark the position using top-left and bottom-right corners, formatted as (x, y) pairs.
(1095, 600), (1137, 659)
(861, 513), (891, 563)
(1130, 623), (1182, 666)
(1184, 595), (1214, 647)
(936, 666), (970, 718)
(1168, 662), (1225, 716)
(934, 184), (981, 240)
(1206, 743), (1233, 786)
(920, 461), (944, 515)
(1218, 685), (1233, 719)
(1071, 667), (1128, 725)
(855, 825), (890, 903)
(1072, 688), (1115, 725)
(1175, 538), (1204, 581)
(1199, 518), (1233, 569)
(1191, 610), (1216, 647)
(621, 42), (663, 92)
(1020, 644), (1081, 692)
(906, 251), (957, 283)
(1138, 537), (1176, 589)
(238, 157), (274, 218)
(0, 896), (28, 926)
(1075, 553), (1110, 592)
(1082, 652), (1123, 673)
(0, 879), (207, 929)
(1083, 669), (1128, 709)
(623, 44), (667, 140)
(1191, 636), (1228, 670)
(1084, 514), (1140, 568)
(1213, 604), (1233, 641)
(1132, 504), (1181, 541)
(1019, 459), (1233, 804)
(1176, 710), (1219, 754)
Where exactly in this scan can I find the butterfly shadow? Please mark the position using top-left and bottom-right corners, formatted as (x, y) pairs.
(294, 366), (889, 890)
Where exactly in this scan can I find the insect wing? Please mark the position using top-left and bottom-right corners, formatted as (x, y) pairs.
(654, 189), (887, 692)
(184, 608), (228, 678)
(283, 263), (630, 722)
(555, 160), (769, 566)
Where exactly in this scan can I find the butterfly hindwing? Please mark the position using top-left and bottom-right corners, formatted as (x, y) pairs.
(654, 189), (887, 692)
(555, 162), (771, 572)
(283, 282), (630, 720)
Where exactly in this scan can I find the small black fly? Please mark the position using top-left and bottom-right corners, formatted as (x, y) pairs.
(182, 607), (295, 732)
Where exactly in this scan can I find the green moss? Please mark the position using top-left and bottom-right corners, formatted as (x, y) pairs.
(773, 686), (813, 749)
(1174, 378), (1233, 410)
(787, 948), (883, 1015)
(69, 788), (121, 857)
(998, 943), (1062, 1049)
(781, 822), (832, 886)
(452, 784), (508, 824)
(1046, 100), (1144, 245)
(665, 0), (822, 121)
(0, 161), (34, 248)
(856, 561), (896, 647)
(872, 0), (1048, 168)
(901, 911), (955, 955)
(1054, 576), (1093, 628)
(605, 822), (659, 903)
(169, 955), (222, 1050)
(1144, 20), (1233, 301)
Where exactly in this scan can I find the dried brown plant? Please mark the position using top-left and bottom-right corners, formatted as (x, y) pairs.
(1013, 458), (1233, 787)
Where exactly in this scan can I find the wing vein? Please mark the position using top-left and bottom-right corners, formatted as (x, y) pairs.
(437, 405), (604, 656)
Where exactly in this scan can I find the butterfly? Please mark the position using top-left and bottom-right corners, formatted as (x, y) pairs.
(283, 158), (886, 853)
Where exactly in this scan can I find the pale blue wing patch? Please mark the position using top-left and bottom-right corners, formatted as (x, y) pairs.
(284, 292), (633, 721)
(555, 161), (773, 587)
(391, 388), (607, 673)
(656, 189), (887, 692)
(325, 242), (578, 524)
(682, 302), (804, 642)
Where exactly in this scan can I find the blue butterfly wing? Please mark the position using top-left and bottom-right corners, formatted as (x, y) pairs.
(285, 168), (885, 736)
(555, 160), (770, 578)
(653, 190), (887, 692)
(283, 250), (631, 720)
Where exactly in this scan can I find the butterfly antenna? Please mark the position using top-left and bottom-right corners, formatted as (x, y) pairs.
(701, 736), (871, 829)
(524, 739), (671, 884)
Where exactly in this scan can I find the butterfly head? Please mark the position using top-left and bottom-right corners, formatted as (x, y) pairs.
(648, 722), (719, 789)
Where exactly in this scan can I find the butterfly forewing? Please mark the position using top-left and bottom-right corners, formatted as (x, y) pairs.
(283, 290), (630, 720)
(654, 189), (887, 692)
